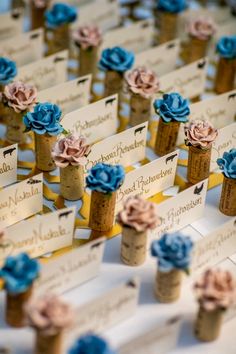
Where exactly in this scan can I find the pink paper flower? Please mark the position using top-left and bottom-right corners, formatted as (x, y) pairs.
(73, 25), (102, 50)
(187, 17), (217, 41)
(184, 119), (218, 149)
(2, 81), (37, 113)
(33, 0), (49, 8)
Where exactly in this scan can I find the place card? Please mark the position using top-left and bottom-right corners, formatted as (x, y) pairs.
(191, 218), (236, 276)
(0, 174), (43, 228)
(0, 207), (76, 264)
(211, 123), (236, 172)
(35, 238), (105, 295)
(116, 151), (179, 213)
(150, 179), (208, 240)
(0, 29), (43, 67)
(0, 9), (23, 41)
(38, 75), (91, 116)
(135, 39), (180, 76)
(62, 94), (118, 143)
(101, 19), (154, 54)
(177, 89), (236, 145)
(0, 144), (17, 188)
(84, 122), (148, 173)
(119, 316), (182, 354)
(15, 50), (68, 91)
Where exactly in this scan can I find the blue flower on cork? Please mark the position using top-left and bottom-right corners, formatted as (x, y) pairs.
(0, 57), (17, 85)
(69, 334), (116, 354)
(216, 36), (236, 59)
(99, 47), (134, 73)
(153, 92), (190, 123)
(217, 148), (236, 179)
(157, 0), (187, 13)
(45, 2), (77, 28)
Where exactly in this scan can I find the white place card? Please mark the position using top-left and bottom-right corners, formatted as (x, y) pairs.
(150, 179), (208, 240)
(0, 174), (43, 228)
(135, 39), (180, 76)
(0, 144), (17, 188)
(0, 29), (43, 67)
(0, 207), (76, 264)
(116, 151), (179, 213)
(38, 75), (91, 116)
(62, 94), (118, 144)
(101, 19), (154, 54)
(0, 9), (23, 41)
(15, 51), (68, 91)
(35, 238), (105, 296)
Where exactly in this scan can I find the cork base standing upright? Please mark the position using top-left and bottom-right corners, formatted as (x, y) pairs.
(47, 24), (69, 55)
(30, 0), (49, 30)
(35, 133), (57, 171)
(187, 37), (209, 64)
(104, 71), (123, 97)
(6, 286), (32, 327)
(158, 12), (177, 44)
(155, 269), (182, 303)
(187, 145), (211, 184)
(130, 94), (151, 127)
(79, 46), (98, 78)
(60, 165), (84, 200)
(121, 227), (147, 266)
(219, 176), (236, 216)
(89, 191), (116, 232)
(155, 119), (180, 156)
(6, 110), (27, 144)
(194, 307), (224, 342)
(35, 332), (62, 354)
(215, 58), (236, 94)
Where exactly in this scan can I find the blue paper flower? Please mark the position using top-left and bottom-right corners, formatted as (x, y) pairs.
(45, 3), (77, 28)
(99, 47), (134, 73)
(86, 163), (125, 193)
(157, 0), (187, 13)
(23, 102), (63, 136)
(0, 253), (40, 294)
(0, 57), (17, 85)
(153, 93), (190, 123)
(217, 148), (236, 179)
(69, 334), (116, 354)
(151, 232), (193, 273)
(216, 36), (236, 59)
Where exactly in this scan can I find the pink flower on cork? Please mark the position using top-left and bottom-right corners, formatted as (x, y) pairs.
(125, 67), (160, 99)
(73, 25), (102, 50)
(187, 17), (217, 41)
(184, 120), (218, 149)
(52, 134), (91, 168)
(33, 0), (49, 8)
(117, 195), (160, 232)
(194, 269), (236, 311)
(2, 81), (37, 113)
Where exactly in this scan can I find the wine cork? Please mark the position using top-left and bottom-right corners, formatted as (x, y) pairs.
(158, 12), (178, 44)
(219, 176), (236, 216)
(129, 94), (151, 127)
(6, 286), (33, 327)
(187, 37), (209, 64)
(187, 145), (211, 184)
(104, 70), (123, 97)
(60, 164), (84, 201)
(79, 46), (98, 78)
(30, 0), (48, 30)
(89, 190), (116, 232)
(35, 332), (62, 354)
(155, 269), (182, 303)
(215, 57), (236, 94)
(34, 133), (57, 172)
(5, 109), (27, 144)
(155, 119), (180, 156)
(48, 24), (69, 55)
(121, 226), (147, 266)
(194, 306), (223, 342)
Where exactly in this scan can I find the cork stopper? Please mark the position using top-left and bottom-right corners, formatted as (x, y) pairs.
(129, 94), (151, 127)
(47, 23), (69, 55)
(219, 176), (236, 216)
(89, 190), (116, 232)
(79, 46), (98, 78)
(194, 306), (224, 342)
(121, 226), (147, 266)
(5, 109), (27, 144)
(6, 286), (33, 327)
(34, 133), (57, 172)
(187, 37), (209, 64)
(104, 70), (123, 97)
(155, 119), (180, 156)
(155, 269), (182, 303)
(30, 1), (49, 30)
(158, 12), (178, 44)
(215, 57), (236, 94)
(187, 145), (211, 184)
(60, 164), (84, 200)
(35, 331), (62, 354)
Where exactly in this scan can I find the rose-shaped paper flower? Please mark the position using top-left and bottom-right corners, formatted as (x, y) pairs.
(45, 3), (77, 28)
(184, 119), (218, 149)
(117, 195), (160, 232)
(2, 81), (37, 113)
(216, 36), (236, 59)
(154, 93), (190, 123)
(23, 102), (63, 136)
(157, 0), (187, 13)
(194, 269), (236, 311)
(99, 47), (135, 73)
(26, 294), (74, 335)
(0, 57), (17, 86)
(187, 17), (217, 41)
(73, 25), (102, 50)
(86, 163), (125, 194)
(52, 134), (91, 168)
(151, 232), (193, 273)
(217, 148), (236, 179)
(125, 67), (160, 99)
(0, 253), (40, 294)
(33, 0), (49, 7)
(69, 334), (116, 354)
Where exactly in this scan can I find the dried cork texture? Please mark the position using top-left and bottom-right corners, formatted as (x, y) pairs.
(194, 306), (223, 342)
(187, 37), (209, 64)
(79, 46), (98, 78)
(89, 190), (116, 232)
(6, 286), (32, 327)
(158, 12), (177, 44)
(104, 70), (123, 97)
(35, 332), (62, 354)
(155, 119), (180, 156)
(6, 110), (27, 144)
(129, 94), (151, 127)
(60, 164), (84, 201)
(215, 57), (236, 94)
(155, 269), (182, 303)
(121, 226), (147, 266)
(30, 1), (48, 30)
(34, 133), (57, 172)
(219, 176), (236, 216)
(187, 145), (211, 184)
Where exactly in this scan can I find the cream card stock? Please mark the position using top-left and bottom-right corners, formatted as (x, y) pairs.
(0, 10), (23, 40)
(0, 144), (17, 188)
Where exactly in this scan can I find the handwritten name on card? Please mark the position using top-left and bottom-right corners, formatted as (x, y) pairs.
(84, 122), (148, 172)
(0, 174), (43, 229)
(0, 144), (17, 188)
(0, 10), (23, 40)
(15, 51), (68, 91)
(116, 151), (179, 212)
(101, 20), (154, 54)
(35, 238), (105, 296)
(191, 219), (236, 275)
(0, 29), (43, 67)
(135, 40), (179, 76)
(38, 75), (91, 116)
(150, 180), (208, 240)
(62, 94), (118, 144)
(0, 207), (76, 264)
